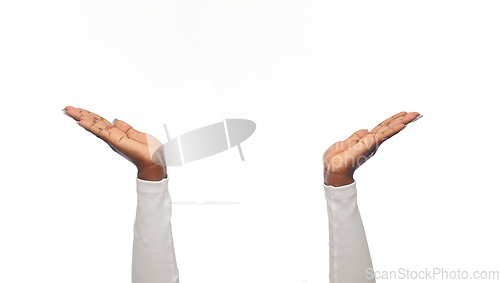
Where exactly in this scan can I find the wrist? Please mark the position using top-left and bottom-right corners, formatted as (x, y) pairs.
(324, 171), (354, 187)
(137, 164), (167, 181)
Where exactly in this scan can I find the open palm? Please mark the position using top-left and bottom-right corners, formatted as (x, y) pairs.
(63, 106), (166, 176)
(323, 111), (422, 186)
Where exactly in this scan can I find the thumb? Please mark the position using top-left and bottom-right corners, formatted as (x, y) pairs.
(344, 129), (369, 143)
(113, 119), (142, 135)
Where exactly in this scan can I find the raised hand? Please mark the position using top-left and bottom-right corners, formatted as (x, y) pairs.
(323, 111), (422, 187)
(62, 106), (167, 181)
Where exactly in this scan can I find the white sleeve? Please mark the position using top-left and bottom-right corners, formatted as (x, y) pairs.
(324, 180), (375, 283)
(132, 176), (179, 283)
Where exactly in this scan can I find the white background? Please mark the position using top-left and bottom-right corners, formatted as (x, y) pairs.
(1, 0), (499, 282)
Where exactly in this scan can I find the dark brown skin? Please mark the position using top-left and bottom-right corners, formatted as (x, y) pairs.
(63, 107), (421, 184)
(63, 106), (167, 181)
(323, 111), (422, 187)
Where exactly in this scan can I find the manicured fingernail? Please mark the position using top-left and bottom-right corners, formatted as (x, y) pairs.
(62, 108), (70, 117)
(112, 119), (118, 125)
(76, 121), (82, 126)
(409, 114), (423, 123)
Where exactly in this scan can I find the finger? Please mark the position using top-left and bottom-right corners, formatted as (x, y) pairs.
(352, 133), (378, 155)
(354, 117), (412, 157)
(80, 115), (128, 140)
(77, 114), (110, 134)
(77, 119), (128, 147)
(369, 111), (408, 134)
(64, 106), (94, 121)
(109, 126), (128, 139)
(374, 112), (420, 136)
(64, 106), (87, 121)
(64, 106), (113, 127)
(113, 119), (141, 135)
(65, 106), (129, 137)
(113, 119), (147, 143)
(77, 107), (115, 128)
(384, 112), (420, 130)
(345, 129), (369, 143)
(407, 113), (423, 124)
(374, 123), (406, 144)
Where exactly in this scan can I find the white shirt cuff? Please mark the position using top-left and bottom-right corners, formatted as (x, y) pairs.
(323, 180), (357, 199)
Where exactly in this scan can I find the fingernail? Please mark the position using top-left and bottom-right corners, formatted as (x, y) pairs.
(76, 121), (82, 126)
(416, 114), (423, 120)
(409, 114), (423, 123)
(62, 108), (70, 117)
(112, 119), (118, 125)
